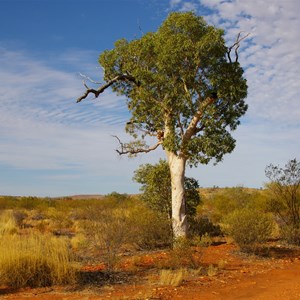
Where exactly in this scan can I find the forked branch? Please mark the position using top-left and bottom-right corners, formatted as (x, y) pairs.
(76, 74), (140, 103)
(227, 32), (250, 63)
(112, 135), (162, 155)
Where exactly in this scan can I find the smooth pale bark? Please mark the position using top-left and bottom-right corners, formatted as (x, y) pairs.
(167, 151), (188, 238)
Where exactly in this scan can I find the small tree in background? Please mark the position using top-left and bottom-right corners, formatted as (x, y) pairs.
(133, 159), (201, 220)
(265, 159), (300, 244)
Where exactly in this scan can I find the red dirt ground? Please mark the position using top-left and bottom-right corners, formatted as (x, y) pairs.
(1, 243), (300, 300)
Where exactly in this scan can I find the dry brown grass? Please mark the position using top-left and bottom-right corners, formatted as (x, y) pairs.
(159, 268), (188, 286)
(0, 233), (79, 288)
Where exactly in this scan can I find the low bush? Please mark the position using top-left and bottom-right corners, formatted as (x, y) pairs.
(224, 208), (274, 251)
(280, 225), (300, 245)
(128, 204), (172, 249)
(189, 215), (222, 237)
(192, 233), (212, 248)
(0, 234), (78, 288)
(81, 199), (172, 270)
(82, 209), (132, 271)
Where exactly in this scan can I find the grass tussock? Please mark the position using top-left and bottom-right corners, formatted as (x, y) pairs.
(0, 234), (79, 288)
(0, 210), (18, 236)
(159, 268), (188, 287)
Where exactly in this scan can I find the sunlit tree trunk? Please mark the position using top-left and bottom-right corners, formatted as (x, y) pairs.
(167, 151), (188, 238)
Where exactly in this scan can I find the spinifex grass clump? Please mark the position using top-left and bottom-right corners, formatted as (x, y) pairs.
(0, 210), (18, 235)
(0, 234), (78, 288)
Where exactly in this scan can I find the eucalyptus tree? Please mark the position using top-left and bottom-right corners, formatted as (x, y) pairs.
(77, 12), (248, 238)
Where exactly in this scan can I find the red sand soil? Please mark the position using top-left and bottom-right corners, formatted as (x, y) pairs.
(1, 243), (300, 300)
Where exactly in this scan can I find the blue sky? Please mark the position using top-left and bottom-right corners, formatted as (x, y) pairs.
(0, 0), (299, 196)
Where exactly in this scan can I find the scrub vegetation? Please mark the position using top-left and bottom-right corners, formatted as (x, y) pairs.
(0, 160), (299, 291)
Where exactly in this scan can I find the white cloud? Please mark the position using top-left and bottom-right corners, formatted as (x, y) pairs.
(170, 0), (182, 8)
(180, 2), (198, 11)
(198, 0), (300, 124)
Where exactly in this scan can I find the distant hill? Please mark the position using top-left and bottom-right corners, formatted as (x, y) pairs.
(69, 194), (105, 200)
(199, 187), (263, 198)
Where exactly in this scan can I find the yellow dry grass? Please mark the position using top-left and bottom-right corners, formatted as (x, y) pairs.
(0, 233), (79, 288)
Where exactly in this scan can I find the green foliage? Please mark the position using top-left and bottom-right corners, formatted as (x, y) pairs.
(128, 204), (172, 249)
(99, 11), (247, 166)
(265, 159), (300, 244)
(0, 196), (56, 210)
(133, 159), (201, 219)
(192, 233), (213, 248)
(133, 159), (172, 217)
(189, 216), (222, 238)
(280, 225), (300, 245)
(201, 187), (269, 223)
(224, 209), (274, 251)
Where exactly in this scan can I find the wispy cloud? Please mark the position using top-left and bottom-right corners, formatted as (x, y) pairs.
(1, 1), (299, 196)
(0, 46), (161, 195)
(198, 0), (300, 125)
(0, 47), (131, 128)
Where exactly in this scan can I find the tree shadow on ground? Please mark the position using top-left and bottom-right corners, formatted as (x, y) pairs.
(254, 245), (300, 259)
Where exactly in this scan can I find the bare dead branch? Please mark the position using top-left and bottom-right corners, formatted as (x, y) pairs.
(79, 73), (102, 85)
(227, 32), (250, 63)
(112, 135), (162, 155)
(76, 74), (140, 103)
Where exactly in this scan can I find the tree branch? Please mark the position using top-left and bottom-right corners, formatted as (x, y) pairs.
(182, 95), (216, 144)
(227, 32), (250, 63)
(112, 135), (162, 155)
(76, 74), (140, 103)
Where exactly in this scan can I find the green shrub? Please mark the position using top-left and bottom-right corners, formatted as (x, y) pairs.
(280, 225), (300, 245)
(224, 209), (274, 251)
(192, 233), (212, 247)
(128, 204), (172, 249)
(189, 215), (222, 237)
(0, 234), (78, 288)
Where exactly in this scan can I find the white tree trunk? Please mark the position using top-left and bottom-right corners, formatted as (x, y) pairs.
(167, 152), (188, 238)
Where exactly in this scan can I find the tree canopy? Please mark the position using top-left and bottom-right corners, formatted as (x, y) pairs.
(78, 11), (247, 166)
